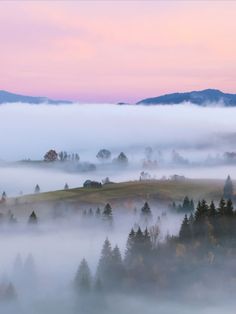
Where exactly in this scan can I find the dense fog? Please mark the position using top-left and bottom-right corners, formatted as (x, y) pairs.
(0, 102), (236, 313)
(0, 103), (236, 195)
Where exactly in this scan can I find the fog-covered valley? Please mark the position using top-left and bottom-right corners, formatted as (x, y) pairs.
(1, 102), (236, 313)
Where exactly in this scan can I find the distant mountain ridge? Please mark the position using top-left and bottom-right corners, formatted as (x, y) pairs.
(0, 90), (72, 104)
(137, 89), (236, 106)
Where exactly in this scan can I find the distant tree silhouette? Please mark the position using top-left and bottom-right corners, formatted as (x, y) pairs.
(64, 183), (69, 190)
(34, 184), (40, 194)
(1, 191), (6, 202)
(179, 215), (192, 241)
(28, 211), (38, 224)
(96, 207), (101, 216)
(103, 203), (113, 220)
(74, 258), (92, 294)
(96, 149), (111, 161)
(96, 238), (113, 287)
(44, 149), (58, 162)
(224, 175), (234, 199)
(141, 201), (152, 216)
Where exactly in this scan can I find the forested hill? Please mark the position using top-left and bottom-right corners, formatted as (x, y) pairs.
(137, 89), (236, 106)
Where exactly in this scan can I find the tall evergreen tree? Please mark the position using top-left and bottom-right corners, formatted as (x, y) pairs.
(208, 201), (217, 217)
(223, 175), (234, 200)
(179, 215), (191, 241)
(96, 238), (113, 287)
(141, 201), (152, 216)
(28, 211), (38, 224)
(1, 191), (6, 202)
(34, 184), (40, 194)
(110, 245), (125, 288)
(74, 258), (92, 294)
(225, 199), (234, 216)
(218, 198), (226, 216)
(103, 203), (113, 220)
(96, 207), (101, 216)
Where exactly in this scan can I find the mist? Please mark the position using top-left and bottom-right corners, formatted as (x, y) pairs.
(0, 102), (236, 313)
(0, 102), (236, 195)
(0, 102), (236, 160)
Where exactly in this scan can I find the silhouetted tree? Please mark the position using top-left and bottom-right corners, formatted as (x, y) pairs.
(114, 152), (128, 164)
(34, 184), (40, 194)
(226, 199), (234, 216)
(223, 175), (233, 199)
(64, 183), (69, 190)
(96, 149), (111, 161)
(74, 258), (92, 294)
(218, 198), (226, 216)
(96, 207), (101, 216)
(141, 201), (152, 216)
(103, 203), (113, 220)
(96, 238), (113, 287)
(1, 191), (6, 202)
(28, 211), (38, 224)
(179, 215), (191, 241)
(44, 149), (58, 162)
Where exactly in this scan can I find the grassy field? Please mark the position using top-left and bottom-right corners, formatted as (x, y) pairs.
(13, 179), (225, 207)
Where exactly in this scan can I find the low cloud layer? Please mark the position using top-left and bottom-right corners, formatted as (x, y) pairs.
(0, 102), (236, 195)
(0, 102), (235, 161)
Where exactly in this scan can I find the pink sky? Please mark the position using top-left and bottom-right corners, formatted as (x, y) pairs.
(1, 1), (236, 103)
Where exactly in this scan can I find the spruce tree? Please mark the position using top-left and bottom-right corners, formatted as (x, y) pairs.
(88, 208), (93, 216)
(28, 211), (38, 224)
(218, 198), (226, 216)
(74, 258), (92, 294)
(226, 199), (234, 216)
(96, 207), (101, 216)
(208, 201), (217, 217)
(182, 196), (190, 212)
(34, 184), (40, 194)
(179, 215), (191, 241)
(96, 238), (113, 287)
(110, 245), (125, 287)
(141, 201), (152, 216)
(223, 175), (233, 200)
(103, 203), (113, 220)
(1, 191), (6, 202)
(64, 183), (69, 190)
(124, 228), (136, 265)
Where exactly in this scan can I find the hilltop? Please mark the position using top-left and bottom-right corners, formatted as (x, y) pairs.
(137, 89), (236, 106)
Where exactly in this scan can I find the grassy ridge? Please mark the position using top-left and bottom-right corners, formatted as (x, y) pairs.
(15, 179), (224, 206)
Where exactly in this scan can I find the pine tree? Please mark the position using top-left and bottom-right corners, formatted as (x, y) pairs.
(96, 207), (101, 216)
(190, 199), (195, 212)
(64, 183), (69, 190)
(103, 203), (113, 220)
(1, 191), (6, 202)
(143, 228), (152, 252)
(195, 200), (208, 221)
(141, 201), (152, 216)
(182, 196), (190, 212)
(96, 238), (113, 287)
(208, 201), (217, 217)
(218, 198), (226, 216)
(110, 245), (125, 287)
(23, 254), (37, 288)
(223, 175), (234, 200)
(28, 211), (38, 224)
(179, 215), (191, 241)
(124, 228), (136, 265)
(225, 199), (234, 216)
(88, 208), (93, 216)
(74, 258), (92, 294)
(34, 184), (40, 194)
